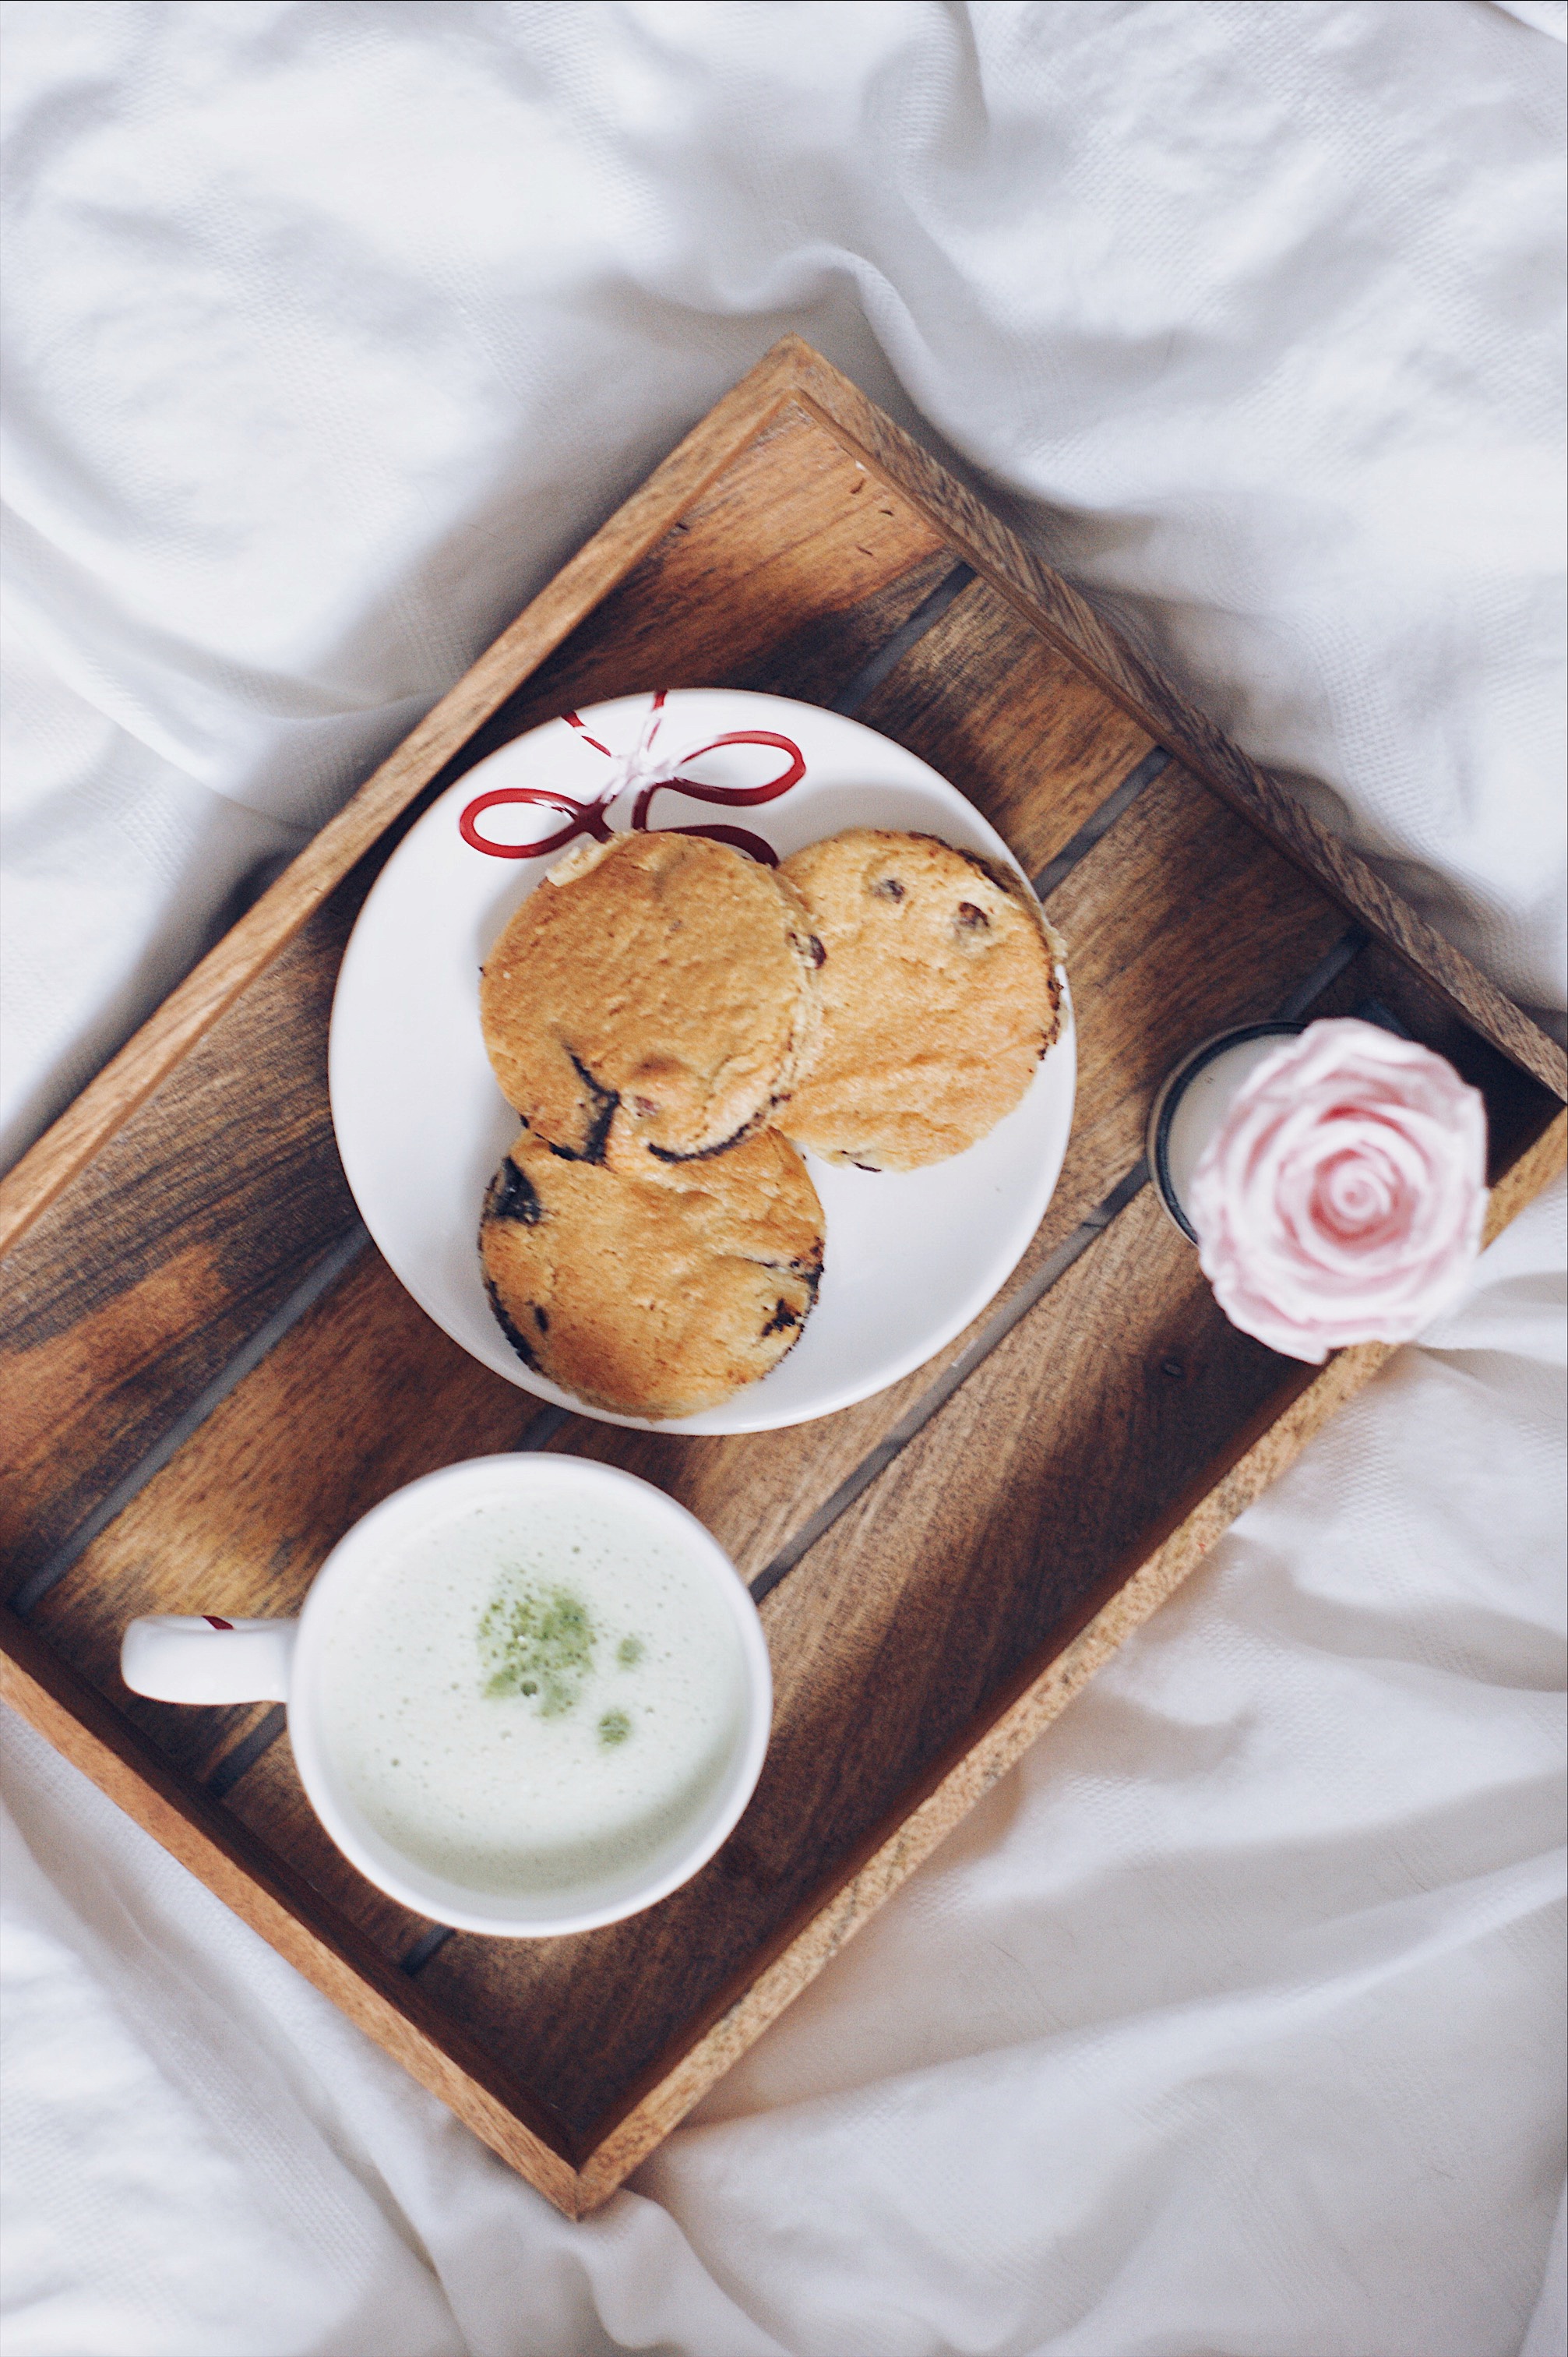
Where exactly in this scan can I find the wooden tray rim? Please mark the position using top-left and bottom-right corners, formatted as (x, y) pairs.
(5, 1097), (1563, 2214)
(3, 338), (1564, 2214)
(3, 337), (1560, 1262)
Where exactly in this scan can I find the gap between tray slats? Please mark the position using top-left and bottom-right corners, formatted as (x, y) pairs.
(392, 916), (1372, 1985)
(51, 711), (1226, 1989)
(2, 543), (1164, 2004)
(9, 708), (1167, 1829)
(0, 542), (969, 1610)
(13, 579), (1441, 1980)
(0, 404), (967, 1607)
(2, 556), (1125, 1640)
(112, 872), (1372, 1986)
(19, 610), (1552, 2028)
(5, 344), (1563, 2212)
(384, 947), (1556, 2074)
(6, 685), (1189, 2000)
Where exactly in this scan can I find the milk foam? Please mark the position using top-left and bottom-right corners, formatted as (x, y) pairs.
(315, 1491), (745, 1896)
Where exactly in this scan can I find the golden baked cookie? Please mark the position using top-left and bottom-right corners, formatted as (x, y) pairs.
(777, 829), (1063, 1170)
(478, 1125), (825, 1420)
(479, 831), (821, 1164)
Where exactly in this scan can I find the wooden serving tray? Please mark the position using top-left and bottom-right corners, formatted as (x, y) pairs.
(2, 340), (1563, 2217)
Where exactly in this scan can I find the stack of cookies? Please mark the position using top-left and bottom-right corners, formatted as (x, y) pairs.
(477, 825), (1065, 1420)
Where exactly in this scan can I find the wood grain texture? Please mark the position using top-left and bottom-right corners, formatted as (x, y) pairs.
(3, 338), (1563, 2223)
(418, 1192), (1314, 2140)
(9, 333), (1554, 1602)
(778, 339), (1568, 1105)
(1479, 1103), (1568, 1244)
(415, 929), (1563, 2183)
(0, 376), (943, 1256)
(0, 882), (365, 1595)
(428, 1085), (1565, 2207)
(0, 1611), (581, 2204)
(527, 760), (1350, 1582)
(572, 1328), (1398, 2204)
(854, 572), (1155, 875)
(0, 414), (948, 1599)
(0, 352), (798, 1258)
(5, 330), (1552, 1279)
(232, 1078), (1559, 2214)
(223, 1730), (434, 1962)
(24, 757), (1549, 2184)
(19, 752), (1345, 1951)
(574, 1110), (1568, 2205)
(27, 1250), (550, 1784)
(428, 400), (950, 789)
(18, 744), (1344, 1785)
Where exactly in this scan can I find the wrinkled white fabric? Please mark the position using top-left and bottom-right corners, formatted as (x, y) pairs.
(1, 4), (1563, 2352)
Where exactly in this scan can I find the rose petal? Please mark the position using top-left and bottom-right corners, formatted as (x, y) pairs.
(1188, 1018), (1487, 1362)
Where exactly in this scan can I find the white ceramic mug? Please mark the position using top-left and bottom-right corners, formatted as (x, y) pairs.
(121, 1455), (772, 1938)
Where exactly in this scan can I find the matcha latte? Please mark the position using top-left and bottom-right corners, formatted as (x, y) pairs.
(315, 1487), (747, 1899)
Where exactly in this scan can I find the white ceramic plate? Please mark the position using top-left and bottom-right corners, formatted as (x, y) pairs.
(329, 689), (1075, 1434)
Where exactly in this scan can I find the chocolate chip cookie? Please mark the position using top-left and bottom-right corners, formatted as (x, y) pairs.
(479, 1124), (825, 1419)
(480, 831), (821, 1164)
(777, 828), (1063, 1170)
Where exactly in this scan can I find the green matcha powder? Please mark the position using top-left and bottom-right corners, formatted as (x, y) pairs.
(478, 1580), (642, 1748)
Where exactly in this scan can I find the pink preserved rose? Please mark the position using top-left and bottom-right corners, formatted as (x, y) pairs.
(1186, 1017), (1488, 1364)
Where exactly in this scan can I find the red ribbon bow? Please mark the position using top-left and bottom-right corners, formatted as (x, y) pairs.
(458, 691), (805, 866)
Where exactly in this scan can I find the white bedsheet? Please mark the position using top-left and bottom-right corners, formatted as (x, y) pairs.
(2, 5), (1563, 2350)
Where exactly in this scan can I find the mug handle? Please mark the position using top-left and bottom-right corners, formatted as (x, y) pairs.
(121, 1615), (297, 1705)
